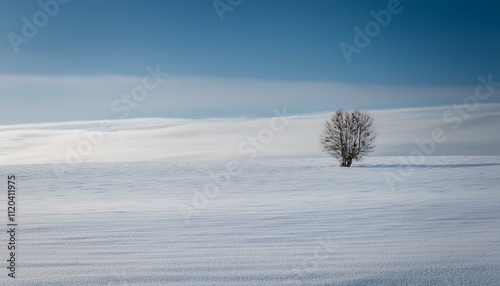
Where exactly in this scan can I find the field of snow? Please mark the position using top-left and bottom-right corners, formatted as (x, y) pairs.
(1, 156), (499, 285)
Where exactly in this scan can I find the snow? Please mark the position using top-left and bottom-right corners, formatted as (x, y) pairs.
(2, 156), (499, 285)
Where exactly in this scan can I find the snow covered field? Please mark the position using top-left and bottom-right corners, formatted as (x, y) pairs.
(2, 156), (499, 285)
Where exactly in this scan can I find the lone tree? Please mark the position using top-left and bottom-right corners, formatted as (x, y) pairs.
(319, 109), (377, 167)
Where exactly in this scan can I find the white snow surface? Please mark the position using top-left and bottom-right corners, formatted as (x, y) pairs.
(1, 156), (499, 285)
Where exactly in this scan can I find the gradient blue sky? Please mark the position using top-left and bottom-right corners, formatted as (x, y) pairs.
(0, 0), (498, 122)
(0, 0), (500, 123)
(2, 0), (500, 84)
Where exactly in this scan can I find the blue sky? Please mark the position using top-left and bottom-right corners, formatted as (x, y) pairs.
(1, 0), (499, 85)
(1, 0), (500, 121)
(1, 0), (500, 161)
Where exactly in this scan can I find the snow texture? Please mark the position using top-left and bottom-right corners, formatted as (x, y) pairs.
(1, 156), (499, 285)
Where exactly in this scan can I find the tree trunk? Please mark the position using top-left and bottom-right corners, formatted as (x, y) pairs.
(340, 158), (351, 167)
(340, 157), (352, 167)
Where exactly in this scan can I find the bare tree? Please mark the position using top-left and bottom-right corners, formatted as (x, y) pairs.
(319, 109), (377, 167)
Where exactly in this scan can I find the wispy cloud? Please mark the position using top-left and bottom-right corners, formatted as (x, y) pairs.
(1, 74), (494, 125)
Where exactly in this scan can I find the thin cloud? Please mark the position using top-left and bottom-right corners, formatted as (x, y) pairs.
(1, 74), (495, 124)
